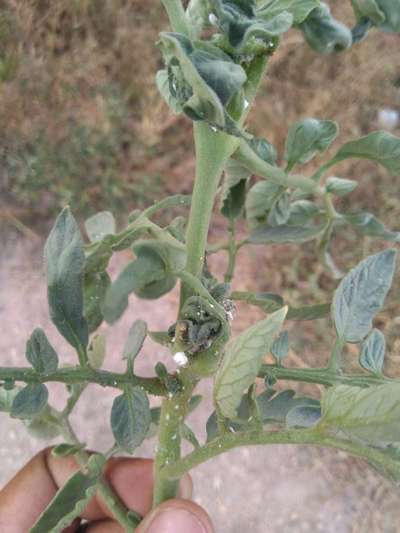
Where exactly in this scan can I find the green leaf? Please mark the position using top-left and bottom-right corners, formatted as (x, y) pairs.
(320, 384), (400, 446)
(286, 303), (331, 321)
(103, 241), (185, 323)
(257, 0), (320, 24)
(148, 330), (172, 347)
(11, 384), (48, 419)
(52, 443), (86, 457)
(268, 191), (291, 226)
(286, 200), (320, 226)
(111, 387), (151, 453)
(345, 211), (400, 242)
(352, 0), (400, 32)
(214, 306), (287, 418)
(249, 223), (324, 244)
(180, 423), (200, 449)
(26, 329), (58, 374)
(284, 118), (339, 169)
(84, 271), (111, 333)
(87, 334), (107, 369)
(299, 3), (352, 54)
(286, 404), (321, 428)
(123, 320), (147, 366)
(246, 180), (284, 228)
(325, 176), (358, 196)
(330, 131), (400, 176)
(351, 0), (385, 24)
(231, 291), (284, 313)
(377, 0), (400, 32)
(220, 159), (250, 220)
(0, 387), (19, 412)
(85, 211), (116, 243)
(271, 330), (289, 361)
(359, 328), (386, 374)
(156, 69), (184, 114)
(29, 469), (99, 533)
(44, 208), (88, 351)
(257, 389), (320, 423)
(332, 249), (397, 343)
(247, 137), (278, 165)
(24, 411), (60, 440)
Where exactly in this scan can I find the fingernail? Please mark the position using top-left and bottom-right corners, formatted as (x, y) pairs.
(145, 507), (207, 533)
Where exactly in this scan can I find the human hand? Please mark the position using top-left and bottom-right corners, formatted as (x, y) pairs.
(0, 449), (214, 532)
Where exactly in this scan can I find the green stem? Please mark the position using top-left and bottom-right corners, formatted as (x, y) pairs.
(259, 364), (392, 388)
(60, 421), (136, 532)
(225, 220), (238, 283)
(153, 369), (197, 506)
(161, 0), (190, 35)
(0, 367), (166, 396)
(181, 122), (238, 303)
(161, 428), (400, 482)
(236, 139), (320, 193)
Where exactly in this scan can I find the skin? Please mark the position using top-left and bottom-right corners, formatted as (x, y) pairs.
(0, 450), (214, 533)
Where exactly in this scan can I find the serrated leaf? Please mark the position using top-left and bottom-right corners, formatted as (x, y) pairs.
(299, 3), (352, 54)
(325, 176), (358, 196)
(249, 223), (324, 244)
(87, 334), (107, 369)
(359, 328), (386, 374)
(29, 469), (100, 533)
(111, 387), (151, 453)
(85, 211), (116, 243)
(332, 249), (396, 343)
(44, 208), (88, 351)
(52, 443), (86, 457)
(257, 0), (319, 23)
(214, 306), (287, 418)
(286, 404), (321, 428)
(11, 384), (48, 419)
(271, 330), (289, 361)
(123, 320), (147, 366)
(319, 383), (400, 446)
(26, 329), (58, 374)
(330, 131), (400, 175)
(284, 118), (339, 170)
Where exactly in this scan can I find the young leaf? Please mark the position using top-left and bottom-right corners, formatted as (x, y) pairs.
(29, 470), (99, 533)
(123, 320), (148, 366)
(220, 159), (250, 220)
(271, 330), (289, 361)
(359, 328), (386, 374)
(111, 387), (151, 453)
(26, 329), (58, 374)
(214, 306), (287, 419)
(257, 0), (319, 24)
(83, 271), (111, 333)
(257, 389), (320, 423)
(84, 211), (116, 243)
(156, 69), (184, 114)
(87, 334), (107, 369)
(246, 181), (284, 228)
(44, 207), (88, 351)
(332, 249), (397, 343)
(286, 404), (321, 428)
(284, 118), (339, 170)
(286, 200), (320, 226)
(11, 384), (48, 419)
(249, 224), (325, 244)
(325, 176), (358, 196)
(52, 443), (86, 457)
(24, 410), (60, 440)
(268, 192), (291, 226)
(298, 3), (352, 54)
(330, 131), (400, 176)
(345, 211), (400, 242)
(319, 384), (400, 446)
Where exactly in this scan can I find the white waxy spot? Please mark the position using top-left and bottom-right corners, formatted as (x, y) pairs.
(173, 351), (189, 367)
(378, 108), (399, 131)
(209, 13), (218, 25)
(244, 99), (250, 110)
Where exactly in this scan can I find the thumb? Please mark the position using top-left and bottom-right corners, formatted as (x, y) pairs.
(137, 499), (214, 533)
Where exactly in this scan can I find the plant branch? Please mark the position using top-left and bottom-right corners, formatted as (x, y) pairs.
(161, 428), (400, 482)
(161, 0), (190, 35)
(0, 367), (166, 396)
(235, 139), (321, 193)
(258, 364), (392, 388)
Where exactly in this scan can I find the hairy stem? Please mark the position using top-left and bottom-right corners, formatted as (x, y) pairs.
(259, 364), (392, 388)
(161, 428), (400, 482)
(0, 367), (166, 396)
(153, 370), (197, 506)
(161, 0), (190, 35)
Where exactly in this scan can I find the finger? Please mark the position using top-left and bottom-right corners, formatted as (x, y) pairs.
(0, 448), (192, 530)
(137, 499), (214, 533)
